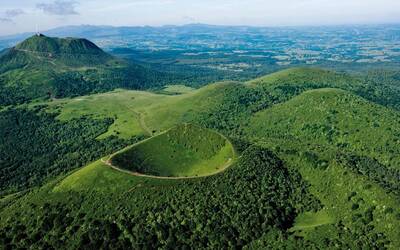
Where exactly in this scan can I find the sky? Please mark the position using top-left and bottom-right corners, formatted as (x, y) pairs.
(1, 0), (400, 36)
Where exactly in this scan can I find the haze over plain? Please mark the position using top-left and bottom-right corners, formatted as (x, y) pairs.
(1, 0), (400, 35)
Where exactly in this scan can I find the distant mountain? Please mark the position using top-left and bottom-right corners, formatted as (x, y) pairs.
(0, 25), (165, 49)
(0, 24), (224, 42)
(0, 34), (171, 106)
(0, 34), (115, 71)
(17, 34), (101, 54)
(0, 23), (275, 51)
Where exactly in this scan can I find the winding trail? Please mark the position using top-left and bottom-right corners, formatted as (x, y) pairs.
(14, 48), (57, 65)
(121, 104), (153, 136)
(99, 128), (237, 180)
(136, 111), (153, 136)
(100, 157), (233, 180)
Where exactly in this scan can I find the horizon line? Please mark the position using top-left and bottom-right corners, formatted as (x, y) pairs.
(2, 21), (400, 38)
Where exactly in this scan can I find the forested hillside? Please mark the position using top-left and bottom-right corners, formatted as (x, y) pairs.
(0, 146), (321, 248)
(0, 35), (174, 106)
(1, 66), (400, 249)
(0, 105), (142, 194)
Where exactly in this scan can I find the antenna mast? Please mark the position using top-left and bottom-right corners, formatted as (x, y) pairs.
(36, 24), (40, 36)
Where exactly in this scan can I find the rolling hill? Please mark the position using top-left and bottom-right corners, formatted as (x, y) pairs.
(246, 88), (400, 248)
(248, 67), (400, 111)
(247, 88), (400, 170)
(247, 67), (360, 87)
(1, 67), (400, 249)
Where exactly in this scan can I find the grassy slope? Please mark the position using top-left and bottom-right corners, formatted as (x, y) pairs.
(247, 67), (362, 88)
(47, 68), (371, 140)
(53, 161), (141, 193)
(109, 124), (235, 177)
(50, 89), (168, 138)
(48, 82), (237, 138)
(2, 160), (179, 227)
(53, 160), (171, 193)
(141, 82), (237, 133)
(296, 159), (399, 247)
(290, 210), (334, 232)
(246, 88), (400, 248)
(1, 35), (120, 76)
(248, 88), (400, 169)
(248, 67), (400, 112)
(157, 85), (196, 95)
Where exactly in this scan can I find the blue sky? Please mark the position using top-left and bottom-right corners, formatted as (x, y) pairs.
(1, 0), (400, 35)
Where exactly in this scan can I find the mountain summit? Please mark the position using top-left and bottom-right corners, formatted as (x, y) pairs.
(2, 34), (113, 67)
(0, 35), (168, 106)
(15, 34), (106, 55)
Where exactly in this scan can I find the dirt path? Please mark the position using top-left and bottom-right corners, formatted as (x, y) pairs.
(99, 124), (237, 180)
(122, 104), (153, 136)
(100, 157), (234, 180)
(136, 111), (153, 136)
(14, 48), (57, 65)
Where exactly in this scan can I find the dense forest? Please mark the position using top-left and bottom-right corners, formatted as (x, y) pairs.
(0, 106), (142, 195)
(337, 153), (400, 196)
(0, 146), (322, 248)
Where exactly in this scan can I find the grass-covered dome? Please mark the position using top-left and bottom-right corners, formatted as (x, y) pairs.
(110, 124), (235, 177)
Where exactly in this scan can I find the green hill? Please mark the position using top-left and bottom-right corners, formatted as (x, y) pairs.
(247, 88), (400, 170)
(247, 67), (359, 87)
(1, 67), (400, 249)
(248, 67), (400, 111)
(48, 82), (240, 139)
(46, 67), (400, 140)
(0, 34), (115, 72)
(109, 124), (235, 177)
(0, 35), (171, 106)
(16, 34), (106, 55)
(246, 88), (400, 248)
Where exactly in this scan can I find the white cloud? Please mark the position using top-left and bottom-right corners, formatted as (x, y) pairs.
(0, 18), (13, 23)
(0, 8), (25, 24)
(37, 0), (79, 16)
(5, 9), (26, 17)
